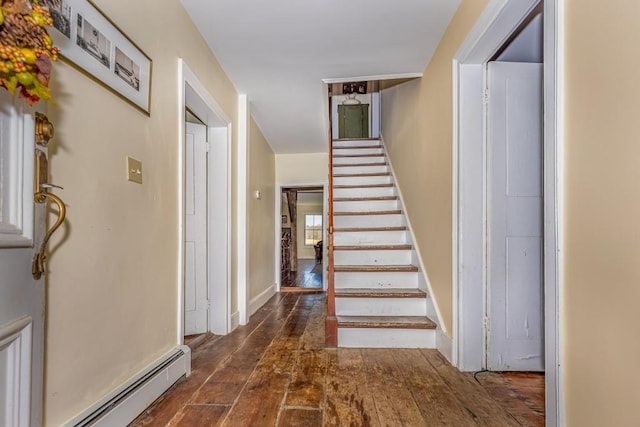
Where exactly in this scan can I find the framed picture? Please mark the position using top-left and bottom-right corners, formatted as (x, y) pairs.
(43, 0), (152, 114)
(281, 215), (288, 224)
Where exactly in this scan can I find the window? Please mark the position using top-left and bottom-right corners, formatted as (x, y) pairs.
(304, 214), (322, 246)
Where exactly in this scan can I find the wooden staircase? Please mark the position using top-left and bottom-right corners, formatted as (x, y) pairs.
(326, 138), (437, 348)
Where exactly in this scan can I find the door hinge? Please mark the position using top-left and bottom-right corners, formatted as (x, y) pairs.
(483, 316), (490, 332)
(205, 142), (211, 152)
(482, 89), (490, 105)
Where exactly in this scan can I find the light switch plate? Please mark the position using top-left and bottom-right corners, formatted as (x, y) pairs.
(126, 156), (143, 184)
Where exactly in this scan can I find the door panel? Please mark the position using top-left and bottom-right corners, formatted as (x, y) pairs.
(338, 104), (369, 139)
(488, 62), (544, 371)
(0, 91), (46, 426)
(184, 122), (208, 335)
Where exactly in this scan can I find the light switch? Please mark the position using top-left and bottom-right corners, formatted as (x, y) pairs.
(254, 190), (261, 199)
(126, 156), (143, 184)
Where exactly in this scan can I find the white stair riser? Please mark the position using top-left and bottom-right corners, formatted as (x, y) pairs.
(333, 139), (380, 147)
(336, 298), (426, 316)
(333, 187), (395, 198)
(334, 200), (399, 212)
(334, 250), (412, 265)
(333, 175), (391, 186)
(334, 271), (418, 288)
(333, 156), (385, 165)
(338, 328), (436, 348)
(334, 230), (407, 245)
(333, 165), (388, 175)
(334, 214), (405, 228)
(333, 148), (383, 156)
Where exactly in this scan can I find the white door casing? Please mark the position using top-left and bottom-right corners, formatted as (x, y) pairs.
(179, 59), (231, 339)
(487, 61), (544, 371)
(0, 91), (46, 426)
(184, 122), (209, 335)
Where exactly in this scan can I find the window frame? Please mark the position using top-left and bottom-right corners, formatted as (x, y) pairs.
(303, 213), (323, 246)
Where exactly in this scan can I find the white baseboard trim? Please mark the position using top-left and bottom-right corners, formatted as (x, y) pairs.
(249, 284), (276, 317)
(230, 311), (240, 332)
(63, 345), (191, 427)
(437, 330), (453, 364)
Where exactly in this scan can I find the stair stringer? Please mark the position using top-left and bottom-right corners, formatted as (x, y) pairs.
(378, 135), (451, 359)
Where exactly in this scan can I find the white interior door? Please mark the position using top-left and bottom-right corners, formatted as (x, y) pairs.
(0, 92), (46, 426)
(184, 121), (209, 335)
(487, 61), (544, 371)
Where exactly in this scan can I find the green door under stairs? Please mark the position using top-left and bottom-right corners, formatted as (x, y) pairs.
(338, 104), (369, 139)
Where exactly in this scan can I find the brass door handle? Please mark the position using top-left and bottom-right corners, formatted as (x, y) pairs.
(32, 191), (66, 279)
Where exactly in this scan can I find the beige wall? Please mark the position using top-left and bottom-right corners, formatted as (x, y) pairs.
(276, 153), (328, 185)
(563, 1), (640, 425)
(248, 118), (276, 300)
(43, 1), (241, 425)
(379, 0), (488, 333)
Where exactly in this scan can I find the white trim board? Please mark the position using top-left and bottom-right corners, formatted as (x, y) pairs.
(230, 311), (240, 333)
(451, 0), (563, 425)
(237, 94), (249, 325)
(62, 346), (190, 427)
(178, 59), (232, 338)
(249, 284), (276, 317)
(322, 73), (422, 84)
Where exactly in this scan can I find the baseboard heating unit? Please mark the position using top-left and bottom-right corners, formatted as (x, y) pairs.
(64, 345), (191, 427)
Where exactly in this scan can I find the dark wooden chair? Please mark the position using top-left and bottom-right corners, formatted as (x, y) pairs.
(314, 240), (323, 264)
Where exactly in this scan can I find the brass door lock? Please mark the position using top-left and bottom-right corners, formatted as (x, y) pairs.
(32, 114), (66, 279)
(35, 112), (54, 146)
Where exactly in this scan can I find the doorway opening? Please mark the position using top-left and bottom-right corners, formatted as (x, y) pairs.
(179, 60), (231, 345)
(279, 186), (325, 293)
(452, 0), (563, 424)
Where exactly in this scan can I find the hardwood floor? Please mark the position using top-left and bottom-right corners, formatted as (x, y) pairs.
(281, 259), (323, 291)
(131, 293), (544, 426)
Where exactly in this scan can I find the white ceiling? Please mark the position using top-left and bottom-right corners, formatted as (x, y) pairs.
(181, 0), (461, 153)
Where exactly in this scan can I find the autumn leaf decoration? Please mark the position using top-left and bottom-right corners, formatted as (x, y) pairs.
(0, 0), (58, 104)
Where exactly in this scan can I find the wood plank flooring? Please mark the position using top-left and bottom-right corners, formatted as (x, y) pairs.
(282, 259), (323, 290)
(130, 293), (544, 426)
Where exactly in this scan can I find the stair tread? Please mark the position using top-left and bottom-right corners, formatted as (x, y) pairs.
(334, 183), (394, 189)
(337, 315), (436, 329)
(333, 154), (385, 158)
(334, 244), (412, 251)
(333, 138), (380, 141)
(335, 288), (426, 298)
(333, 145), (381, 150)
(334, 226), (406, 232)
(334, 196), (398, 202)
(334, 264), (419, 272)
(334, 210), (401, 216)
(333, 162), (387, 167)
(333, 172), (390, 177)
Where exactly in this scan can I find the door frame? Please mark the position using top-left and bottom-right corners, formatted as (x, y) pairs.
(451, 0), (564, 425)
(178, 59), (232, 338)
(274, 182), (328, 292)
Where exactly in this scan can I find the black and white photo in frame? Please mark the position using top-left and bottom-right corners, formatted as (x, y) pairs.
(43, 0), (152, 114)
